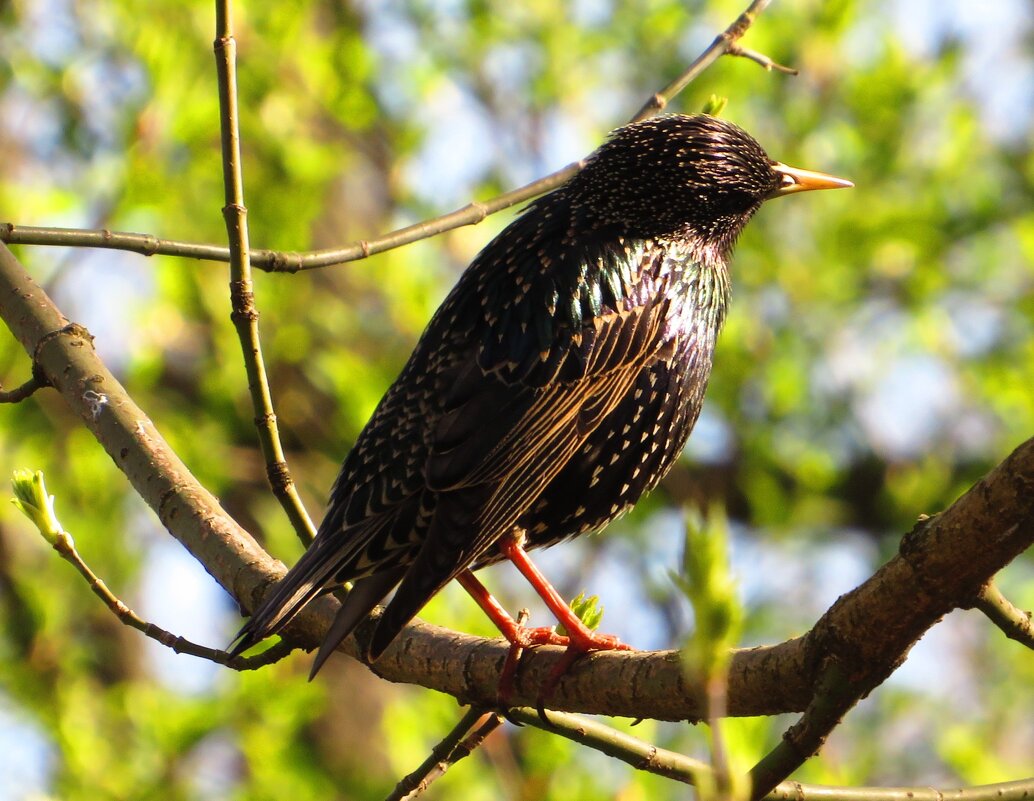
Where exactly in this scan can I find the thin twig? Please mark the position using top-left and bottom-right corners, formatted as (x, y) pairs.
(726, 44), (798, 74)
(509, 706), (711, 783)
(973, 582), (1034, 650)
(384, 707), (500, 801)
(0, 375), (46, 403)
(212, 0), (315, 545)
(766, 779), (1034, 801)
(0, 223), (239, 262)
(748, 661), (858, 800)
(1, 0), (792, 273)
(406, 712), (504, 800)
(514, 707), (1034, 801)
(706, 676), (735, 799)
(631, 0), (782, 121)
(1, 172), (579, 272)
(445, 712), (505, 770)
(50, 523), (296, 670)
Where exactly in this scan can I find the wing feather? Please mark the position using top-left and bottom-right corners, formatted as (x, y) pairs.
(369, 286), (677, 655)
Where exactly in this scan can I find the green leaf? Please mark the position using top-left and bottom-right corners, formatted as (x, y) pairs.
(556, 591), (604, 637)
(701, 94), (729, 117)
(11, 468), (68, 547)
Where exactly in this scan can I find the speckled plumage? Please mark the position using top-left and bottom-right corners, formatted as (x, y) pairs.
(232, 114), (846, 671)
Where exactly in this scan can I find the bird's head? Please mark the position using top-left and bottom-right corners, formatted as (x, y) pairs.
(571, 114), (851, 253)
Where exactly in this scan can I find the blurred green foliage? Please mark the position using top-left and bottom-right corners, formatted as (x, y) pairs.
(1, 0), (1032, 798)
(675, 508), (742, 687)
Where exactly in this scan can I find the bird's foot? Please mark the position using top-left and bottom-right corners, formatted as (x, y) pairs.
(455, 566), (634, 706)
(497, 621), (568, 703)
(564, 628), (633, 653)
(533, 631), (633, 711)
(497, 624), (634, 707)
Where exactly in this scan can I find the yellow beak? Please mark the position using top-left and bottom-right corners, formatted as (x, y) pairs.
(769, 163), (853, 198)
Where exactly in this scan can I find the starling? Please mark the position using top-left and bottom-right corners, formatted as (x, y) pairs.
(231, 114), (850, 677)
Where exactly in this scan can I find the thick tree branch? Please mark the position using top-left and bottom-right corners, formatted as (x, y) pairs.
(0, 242), (272, 601)
(2, 241), (1032, 724)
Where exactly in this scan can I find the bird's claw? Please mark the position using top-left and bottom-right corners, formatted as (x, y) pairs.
(497, 625), (569, 704)
(564, 630), (633, 652)
(496, 625), (633, 708)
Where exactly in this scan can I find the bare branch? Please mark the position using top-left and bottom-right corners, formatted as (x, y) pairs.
(726, 43), (799, 74)
(515, 708), (1034, 801)
(385, 707), (502, 801)
(441, 713), (505, 777)
(767, 778), (1034, 801)
(71, 541), (299, 669)
(42, 497), (296, 670)
(510, 707), (711, 783)
(0, 238), (279, 626)
(631, 0), (785, 121)
(972, 582), (1034, 650)
(0, 374), (47, 403)
(749, 660), (856, 799)
(749, 508), (1034, 798)
(0, 223), (235, 262)
(212, 0), (315, 545)
(0, 170), (580, 271)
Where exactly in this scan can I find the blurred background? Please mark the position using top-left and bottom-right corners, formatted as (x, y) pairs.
(0, 0), (1032, 798)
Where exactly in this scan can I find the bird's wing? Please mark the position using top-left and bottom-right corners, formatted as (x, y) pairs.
(369, 258), (678, 657)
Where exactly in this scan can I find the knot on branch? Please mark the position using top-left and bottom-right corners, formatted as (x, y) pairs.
(465, 202), (489, 224)
(33, 322), (94, 366)
(229, 280), (258, 321)
(806, 616), (865, 682)
(138, 233), (161, 256)
(1, 352), (53, 403)
(265, 458), (294, 492)
(898, 513), (938, 559)
(265, 250), (302, 273)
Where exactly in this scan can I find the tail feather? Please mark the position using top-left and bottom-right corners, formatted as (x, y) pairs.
(367, 488), (498, 661)
(231, 493), (430, 665)
(308, 566), (407, 678)
(368, 568), (455, 661)
(229, 536), (351, 658)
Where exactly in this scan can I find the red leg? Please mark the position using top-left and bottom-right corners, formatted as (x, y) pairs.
(457, 535), (634, 705)
(498, 530), (633, 654)
(456, 570), (568, 649)
(457, 569), (568, 702)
